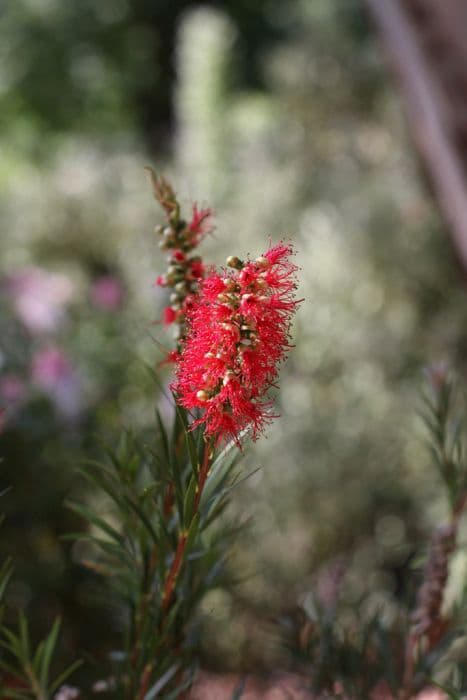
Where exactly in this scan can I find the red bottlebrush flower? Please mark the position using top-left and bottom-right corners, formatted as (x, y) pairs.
(172, 243), (300, 445)
(188, 204), (213, 242)
(158, 349), (180, 366)
(163, 306), (177, 325)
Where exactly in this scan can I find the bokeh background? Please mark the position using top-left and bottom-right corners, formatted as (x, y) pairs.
(2, 0), (467, 679)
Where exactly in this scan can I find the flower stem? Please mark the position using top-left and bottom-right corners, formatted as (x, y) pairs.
(401, 491), (467, 698)
(162, 441), (212, 613)
(194, 442), (211, 511)
(162, 532), (188, 614)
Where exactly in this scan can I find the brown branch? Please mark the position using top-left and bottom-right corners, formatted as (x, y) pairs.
(162, 531), (188, 614)
(162, 441), (213, 613)
(194, 443), (211, 512)
(136, 662), (154, 700)
(401, 493), (467, 698)
(366, 0), (467, 276)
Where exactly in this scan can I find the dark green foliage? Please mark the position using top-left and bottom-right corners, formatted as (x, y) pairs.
(67, 398), (241, 697)
(0, 616), (82, 700)
(430, 676), (467, 700)
(420, 368), (467, 512)
(278, 370), (467, 698)
(1, 0), (303, 154)
(280, 590), (406, 699)
(0, 510), (80, 700)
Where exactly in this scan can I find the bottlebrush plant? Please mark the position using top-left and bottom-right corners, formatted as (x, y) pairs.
(281, 365), (467, 699)
(0, 172), (300, 699)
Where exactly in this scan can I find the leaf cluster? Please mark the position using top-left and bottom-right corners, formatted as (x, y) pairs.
(420, 372), (467, 512)
(280, 593), (405, 699)
(0, 508), (80, 700)
(0, 616), (81, 700)
(66, 396), (242, 698)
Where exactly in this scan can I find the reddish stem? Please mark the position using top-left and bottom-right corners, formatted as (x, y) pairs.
(137, 662), (153, 700)
(162, 532), (188, 613)
(401, 491), (467, 698)
(162, 442), (212, 613)
(194, 445), (211, 511)
(164, 482), (174, 519)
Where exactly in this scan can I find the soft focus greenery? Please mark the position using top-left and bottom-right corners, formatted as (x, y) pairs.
(2, 0), (467, 688)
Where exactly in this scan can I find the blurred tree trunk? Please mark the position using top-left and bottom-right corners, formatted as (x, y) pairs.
(366, 0), (467, 276)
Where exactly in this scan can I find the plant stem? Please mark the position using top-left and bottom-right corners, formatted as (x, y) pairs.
(136, 662), (153, 700)
(162, 442), (212, 613)
(162, 532), (188, 614)
(401, 491), (467, 699)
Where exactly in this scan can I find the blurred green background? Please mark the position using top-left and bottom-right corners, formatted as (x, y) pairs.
(2, 0), (467, 679)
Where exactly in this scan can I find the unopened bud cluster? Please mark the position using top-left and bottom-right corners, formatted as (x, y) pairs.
(148, 169), (213, 351)
(156, 248), (205, 341)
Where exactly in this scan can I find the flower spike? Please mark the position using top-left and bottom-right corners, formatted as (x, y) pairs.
(172, 242), (300, 446)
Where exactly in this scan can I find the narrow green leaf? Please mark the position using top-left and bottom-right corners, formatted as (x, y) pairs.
(185, 513), (200, 554)
(183, 477), (197, 528)
(78, 466), (125, 510)
(40, 617), (61, 689)
(124, 496), (159, 544)
(63, 532), (135, 570)
(155, 512), (174, 553)
(0, 658), (26, 678)
(32, 639), (45, 675)
(428, 680), (460, 700)
(2, 690), (32, 700)
(18, 612), (30, 660)
(66, 501), (124, 545)
(155, 410), (170, 463)
(0, 637), (21, 658)
(49, 659), (83, 695)
(174, 401), (199, 476)
(199, 442), (240, 512)
(0, 560), (13, 601)
(202, 496), (229, 530)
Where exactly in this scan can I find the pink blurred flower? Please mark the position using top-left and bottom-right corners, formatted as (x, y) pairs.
(31, 347), (82, 419)
(0, 375), (27, 430)
(90, 275), (124, 311)
(4, 267), (74, 334)
(32, 347), (72, 389)
(0, 375), (27, 404)
(53, 686), (79, 700)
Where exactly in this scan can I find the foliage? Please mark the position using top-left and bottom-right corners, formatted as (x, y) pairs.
(279, 369), (467, 698)
(0, 507), (80, 700)
(0, 616), (81, 700)
(0, 0), (302, 156)
(280, 592), (404, 699)
(66, 405), (242, 697)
